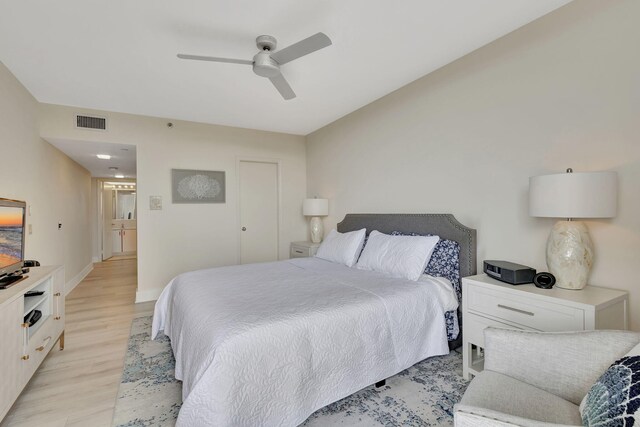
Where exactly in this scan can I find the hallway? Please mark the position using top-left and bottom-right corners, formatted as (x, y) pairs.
(1, 259), (154, 427)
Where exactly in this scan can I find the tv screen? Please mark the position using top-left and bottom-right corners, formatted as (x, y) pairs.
(0, 203), (25, 276)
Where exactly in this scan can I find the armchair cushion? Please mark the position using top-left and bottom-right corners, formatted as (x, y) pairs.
(483, 328), (640, 405)
(455, 370), (582, 426)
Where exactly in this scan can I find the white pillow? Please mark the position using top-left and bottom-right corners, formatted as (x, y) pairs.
(315, 228), (366, 267)
(356, 230), (440, 281)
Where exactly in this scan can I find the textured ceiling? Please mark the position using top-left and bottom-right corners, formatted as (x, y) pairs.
(0, 0), (570, 135)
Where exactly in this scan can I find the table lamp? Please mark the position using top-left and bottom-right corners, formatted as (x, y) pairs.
(529, 168), (617, 290)
(303, 198), (328, 243)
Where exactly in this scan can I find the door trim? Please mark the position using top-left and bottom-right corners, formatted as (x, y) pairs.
(97, 178), (138, 261)
(98, 179), (109, 261)
(236, 157), (282, 264)
(97, 179), (103, 261)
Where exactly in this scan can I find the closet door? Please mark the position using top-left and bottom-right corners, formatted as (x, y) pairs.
(239, 160), (279, 264)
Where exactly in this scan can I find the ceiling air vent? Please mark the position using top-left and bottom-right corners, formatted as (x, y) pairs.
(75, 115), (107, 131)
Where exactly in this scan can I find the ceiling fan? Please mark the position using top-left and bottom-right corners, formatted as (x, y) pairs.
(177, 32), (332, 100)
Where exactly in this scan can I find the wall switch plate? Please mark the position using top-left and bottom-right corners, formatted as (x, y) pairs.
(149, 196), (162, 210)
(28, 224), (32, 235)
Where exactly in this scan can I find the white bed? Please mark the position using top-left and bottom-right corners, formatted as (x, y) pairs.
(152, 256), (458, 426)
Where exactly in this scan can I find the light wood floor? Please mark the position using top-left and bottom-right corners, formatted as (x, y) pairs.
(1, 259), (154, 427)
(105, 254), (137, 262)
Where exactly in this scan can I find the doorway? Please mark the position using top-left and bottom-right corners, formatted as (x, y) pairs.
(238, 160), (279, 264)
(101, 181), (137, 261)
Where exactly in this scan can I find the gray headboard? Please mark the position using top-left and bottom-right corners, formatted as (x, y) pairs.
(336, 213), (477, 277)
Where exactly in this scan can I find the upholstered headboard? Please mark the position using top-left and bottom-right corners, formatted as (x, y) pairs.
(336, 213), (477, 277)
(337, 213), (476, 350)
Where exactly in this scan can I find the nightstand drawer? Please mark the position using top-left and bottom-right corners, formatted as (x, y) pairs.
(290, 241), (320, 258)
(465, 313), (532, 348)
(467, 285), (584, 331)
(290, 245), (309, 258)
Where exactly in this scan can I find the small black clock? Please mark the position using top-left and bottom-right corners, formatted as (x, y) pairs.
(533, 272), (556, 289)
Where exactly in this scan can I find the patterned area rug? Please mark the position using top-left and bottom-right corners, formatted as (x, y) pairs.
(112, 316), (468, 426)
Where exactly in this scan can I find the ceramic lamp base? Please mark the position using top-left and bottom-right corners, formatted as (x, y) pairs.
(546, 220), (594, 290)
(309, 216), (324, 243)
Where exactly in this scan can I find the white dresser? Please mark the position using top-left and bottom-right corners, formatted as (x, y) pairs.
(0, 266), (65, 421)
(462, 273), (628, 380)
(290, 241), (321, 258)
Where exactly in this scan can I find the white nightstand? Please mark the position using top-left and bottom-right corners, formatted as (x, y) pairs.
(290, 241), (321, 258)
(462, 274), (629, 380)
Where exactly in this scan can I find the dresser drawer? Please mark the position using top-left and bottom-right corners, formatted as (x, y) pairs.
(22, 317), (56, 381)
(467, 285), (584, 331)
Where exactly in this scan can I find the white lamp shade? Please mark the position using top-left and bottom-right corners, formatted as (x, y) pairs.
(303, 198), (328, 216)
(529, 171), (617, 218)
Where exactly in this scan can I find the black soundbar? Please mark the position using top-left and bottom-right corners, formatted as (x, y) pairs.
(484, 260), (536, 285)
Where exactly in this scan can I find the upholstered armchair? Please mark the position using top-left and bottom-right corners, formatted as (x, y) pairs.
(454, 328), (640, 426)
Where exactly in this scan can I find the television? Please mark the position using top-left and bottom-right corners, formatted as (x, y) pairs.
(0, 198), (26, 278)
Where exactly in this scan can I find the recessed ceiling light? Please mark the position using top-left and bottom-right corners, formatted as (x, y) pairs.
(96, 154), (111, 160)
(115, 174), (124, 178)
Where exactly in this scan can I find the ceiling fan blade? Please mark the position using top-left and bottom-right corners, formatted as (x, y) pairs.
(270, 32), (332, 65)
(177, 54), (252, 65)
(269, 74), (296, 100)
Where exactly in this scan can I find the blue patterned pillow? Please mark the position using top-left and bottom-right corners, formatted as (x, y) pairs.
(390, 231), (461, 341)
(581, 355), (640, 426)
(389, 231), (461, 292)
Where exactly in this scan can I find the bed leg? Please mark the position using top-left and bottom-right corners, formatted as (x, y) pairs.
(375, 380), (386, 388)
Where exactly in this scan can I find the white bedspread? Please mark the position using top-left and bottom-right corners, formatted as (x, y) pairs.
(152, 257), (458, 427)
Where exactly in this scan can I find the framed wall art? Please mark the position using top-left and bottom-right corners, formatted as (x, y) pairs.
(171, 169), (226, 203)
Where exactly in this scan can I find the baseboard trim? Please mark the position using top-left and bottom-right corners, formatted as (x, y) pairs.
(65, 262), (94, 295)
(136, 287), (164, 303)
(92, 256), (100, 263)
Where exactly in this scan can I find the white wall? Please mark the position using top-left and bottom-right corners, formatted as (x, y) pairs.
(306, 0), (640, 330)
(0, 62), (92, 291)
(39, 105), (307, 301)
